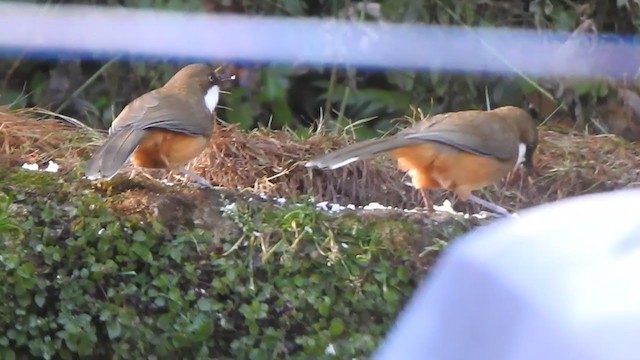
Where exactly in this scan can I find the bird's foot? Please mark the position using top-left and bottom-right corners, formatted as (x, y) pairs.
(128, 169), (138, 180)
(179, 168), (213, 189)
(467, 194), (513, 217)
(419, 189), (435, 213)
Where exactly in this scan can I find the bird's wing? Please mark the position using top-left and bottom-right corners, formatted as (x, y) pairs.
(110, 90), (213, 137)
(400, 111), (520, 161)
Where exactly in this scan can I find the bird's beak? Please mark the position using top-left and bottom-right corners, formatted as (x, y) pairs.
(218, 74), (236, 82)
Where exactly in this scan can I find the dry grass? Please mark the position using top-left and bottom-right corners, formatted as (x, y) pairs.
(1, 109), (638, 212)
(191, 123), (422, 207)
(474, 130), (640, 212)
(0, 108), (100, 169)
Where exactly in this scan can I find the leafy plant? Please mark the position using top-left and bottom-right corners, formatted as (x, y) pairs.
(0, 169), (458, 358)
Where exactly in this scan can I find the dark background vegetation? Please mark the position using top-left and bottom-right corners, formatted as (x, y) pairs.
(2, 0), (639, 140)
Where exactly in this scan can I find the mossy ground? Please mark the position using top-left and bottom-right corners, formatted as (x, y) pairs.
(0, 162), (479, 359)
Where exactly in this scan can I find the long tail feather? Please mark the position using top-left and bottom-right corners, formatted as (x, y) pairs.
(85, 127), (146, 180)
(306, 136), (423, 169)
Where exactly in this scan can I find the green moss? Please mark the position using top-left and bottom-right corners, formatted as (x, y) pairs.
(0, 168), (61, 193)
(0, 166), (484, 359)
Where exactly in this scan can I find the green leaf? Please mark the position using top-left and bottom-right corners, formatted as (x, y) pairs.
(0, 348), (16, 360)
(249, 322), (259, 336)
(106, 320), (121, 339)
(154, 296), (166, 307)
(157, 314), (173, 331)
(383, 286), (400, 304)
(191, 316), (214, 342)
(16, 293), (31, 307)
(34, 293), (45, 308)
(16, 263), (35, 279)
(318, 302), (330, 317)
(131, 243), (153, 263)
(132, 230), (147, 242)
(197, 298), (215, 312)
(329, 318), (345, 336)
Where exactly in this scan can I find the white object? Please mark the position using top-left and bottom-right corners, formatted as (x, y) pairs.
(43, 160), (60, 173)
(21, 163), (39, 171)
(374, 189), (640, 360)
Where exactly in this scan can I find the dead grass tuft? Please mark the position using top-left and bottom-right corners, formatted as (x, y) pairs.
(0, 108), (100, 170)
(471, 129), (640, 212)
(1, 110), (638, 212)
(191, 124), (422, 208)
(524, 130), (638, 200)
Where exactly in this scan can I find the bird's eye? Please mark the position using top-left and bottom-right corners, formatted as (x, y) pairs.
(208, 75), (215, 82)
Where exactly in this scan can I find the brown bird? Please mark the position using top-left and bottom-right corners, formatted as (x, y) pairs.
(306, 106), (539, 215)
(85, 63), (233, 187)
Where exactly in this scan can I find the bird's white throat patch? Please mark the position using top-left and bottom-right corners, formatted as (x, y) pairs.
(205, 85), (220, 113)
(515, 143), (526, 168)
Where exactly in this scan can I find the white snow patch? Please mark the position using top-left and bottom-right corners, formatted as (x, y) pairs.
(21, 163), (39, 171)
(316, 201), (330, 211)
(316, 201), (346, 213)
(43, 161), (60, 173)
(21, 160), (61, 173)
(362, 202), (389, 210)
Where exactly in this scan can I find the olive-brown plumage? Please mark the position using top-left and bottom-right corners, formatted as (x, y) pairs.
(306, 106), (539, 214)
(85, 63), (225, 186)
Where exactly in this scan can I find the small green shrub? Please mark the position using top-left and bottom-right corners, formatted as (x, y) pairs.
(0, 170), (451, 359)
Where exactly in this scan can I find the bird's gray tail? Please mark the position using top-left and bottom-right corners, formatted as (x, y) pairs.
(305, 136), (422, 170)
(84, 127), (146, 180)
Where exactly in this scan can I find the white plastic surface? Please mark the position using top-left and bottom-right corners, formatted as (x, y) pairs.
(373, 189), (640, 360)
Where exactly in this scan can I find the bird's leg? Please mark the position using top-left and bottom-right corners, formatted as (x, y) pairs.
(467, 194), (512, 217)
(179, 167), (213, 188)
(505, 165), (525, 187)
(419, 189), (434, 213)
(448, 192), (460, 208)
(504, 170), (515, 187)
(128, 168), (138, 180)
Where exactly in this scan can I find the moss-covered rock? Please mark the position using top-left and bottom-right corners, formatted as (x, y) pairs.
(0, 166), (485, 359)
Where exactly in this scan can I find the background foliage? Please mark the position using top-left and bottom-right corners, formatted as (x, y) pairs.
(2, 0), (639, 139)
